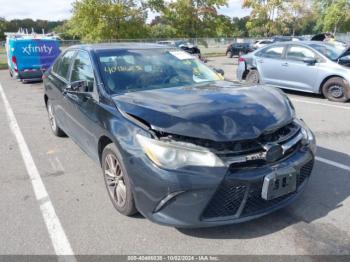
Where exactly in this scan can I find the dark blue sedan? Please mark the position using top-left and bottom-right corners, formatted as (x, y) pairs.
(43, 43), (316, 227)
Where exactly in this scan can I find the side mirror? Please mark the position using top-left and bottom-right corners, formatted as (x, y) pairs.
(338, 55), (350, 64)
(303, 57), (317, 65)
(67, 80), (91, 93)
(213, 68), (224, 77)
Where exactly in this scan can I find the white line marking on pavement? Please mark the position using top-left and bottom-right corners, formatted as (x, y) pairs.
(290, 98), (350, 110)
(0, 83), (76, 257)
(316, 156), (350, 172)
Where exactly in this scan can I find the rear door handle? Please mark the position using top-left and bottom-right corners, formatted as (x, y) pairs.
(257, 59), (264, 63)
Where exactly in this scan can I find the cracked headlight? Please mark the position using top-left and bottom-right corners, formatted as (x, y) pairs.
(136, 134), (225, 169)
(295, 118), (316, 154)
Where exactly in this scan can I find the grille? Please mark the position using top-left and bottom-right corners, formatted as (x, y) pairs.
(297, 159), (314, 187)
(160, 122), (300, 157)
(241, 182), (294, 217)
(201, 182), (247, 219)
(202, 160), (314, 220)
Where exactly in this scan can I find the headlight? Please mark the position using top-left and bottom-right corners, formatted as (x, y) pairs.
(136, 134), (225, 169)
(294, 118), (316, 154)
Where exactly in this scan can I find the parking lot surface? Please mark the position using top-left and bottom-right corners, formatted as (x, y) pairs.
(0, 57), (350, 255)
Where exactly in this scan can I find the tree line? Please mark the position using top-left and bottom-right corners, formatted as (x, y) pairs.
(0, 18), (64, 40)
(1, 0), (350, 42)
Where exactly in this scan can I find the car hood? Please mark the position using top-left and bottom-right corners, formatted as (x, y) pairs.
(112, 81), (294, 142)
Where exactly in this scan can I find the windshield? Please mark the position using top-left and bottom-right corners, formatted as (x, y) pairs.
(310, 43), (347, 60)
(97, 49), (221, 94)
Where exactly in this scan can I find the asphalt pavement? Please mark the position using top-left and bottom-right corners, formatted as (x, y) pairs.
(0, 57), (350, 256)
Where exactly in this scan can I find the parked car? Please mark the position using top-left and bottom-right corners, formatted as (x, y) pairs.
(156, 40), (188, 47)
(5, 33), (61, 81)
(157, 40), (207, 62)
(252, 39), (273, 50)
(44, 43), (316, 227)
(226, 42), (253, 58)
(237, 41), (350, 102)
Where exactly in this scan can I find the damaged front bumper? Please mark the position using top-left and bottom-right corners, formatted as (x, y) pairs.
(125, 141), (315, 228)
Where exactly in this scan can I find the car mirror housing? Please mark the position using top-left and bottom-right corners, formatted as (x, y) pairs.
(302, 58), (317, 65)
(338, 55), (350, 64)
(67, 80), (92, 93)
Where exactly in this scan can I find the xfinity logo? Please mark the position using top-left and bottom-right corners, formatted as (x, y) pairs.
(22, 44), (53, 55)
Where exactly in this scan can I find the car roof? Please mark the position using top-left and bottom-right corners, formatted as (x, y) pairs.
(269, 40), (344, 47)
(67, 43), (173, 52)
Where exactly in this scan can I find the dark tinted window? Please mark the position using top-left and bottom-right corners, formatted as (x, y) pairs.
(55, 51), (75, 80)
(70, 51), (94, 84)
(286, 45), (316, 61)
(260, 46), (284, 59)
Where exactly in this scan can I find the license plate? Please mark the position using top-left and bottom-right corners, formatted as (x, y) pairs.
(262, 167), (297, 200)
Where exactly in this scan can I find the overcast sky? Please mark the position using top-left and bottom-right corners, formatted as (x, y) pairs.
(0, 0), (250, 21)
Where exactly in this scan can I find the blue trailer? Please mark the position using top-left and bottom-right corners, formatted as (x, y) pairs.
(6, 34), (61, 81)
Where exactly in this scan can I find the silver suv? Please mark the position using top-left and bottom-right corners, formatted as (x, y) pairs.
(237, 41), (350, 102)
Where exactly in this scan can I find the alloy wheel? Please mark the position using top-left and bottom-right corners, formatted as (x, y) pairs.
(104, 154), (127, 208)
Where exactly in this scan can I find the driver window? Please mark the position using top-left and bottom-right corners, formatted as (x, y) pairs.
(286, 46), (317, 61)
(70, 51), (95, 90)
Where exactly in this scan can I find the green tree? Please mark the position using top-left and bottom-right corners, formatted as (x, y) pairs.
(242, 0), (284, 36)
(322, 0), (350, 33)
(148, 23), (178, 38)
(68, 0), (148, 42)
(231, 16), (250, 37)
(148, 0), (228, 38)
(0, 18), (6, 40)
(278, 0), (316, 36)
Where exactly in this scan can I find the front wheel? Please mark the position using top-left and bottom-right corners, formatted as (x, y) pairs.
(226, 51), (232, 58)
(102, 144), (137, 216)
(246, 69), (260, 84)
(322, 77), (350, 103)
(47, 100), (66, 137)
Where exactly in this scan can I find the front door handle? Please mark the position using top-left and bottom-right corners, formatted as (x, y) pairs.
(257, 59), (264, 63)
(281, 62), (288, 67)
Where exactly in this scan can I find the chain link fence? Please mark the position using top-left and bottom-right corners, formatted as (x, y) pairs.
(1, 34), (350, 69)
(56, 37), (258, 55)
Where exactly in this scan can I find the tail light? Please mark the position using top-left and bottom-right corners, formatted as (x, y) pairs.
(12, 56), (18, 72)
(238, 57), (246, 63)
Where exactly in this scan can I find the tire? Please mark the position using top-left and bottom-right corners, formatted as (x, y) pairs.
(322, 77), (350, 103)
(47, 100), (66, 137)
(9, 69), (13, 78)
(226, 51), (232, 58)
(102, 143), (137, 216)
(246, 69), (260, 84)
